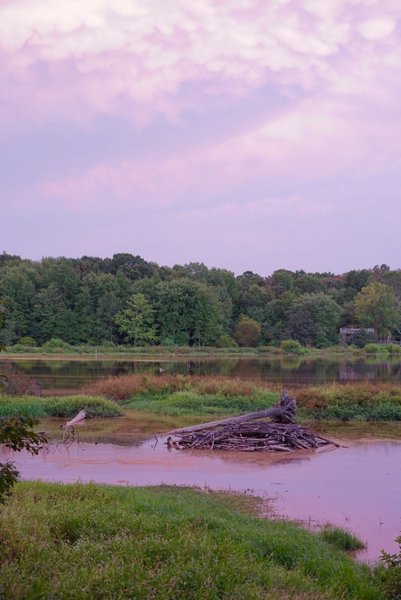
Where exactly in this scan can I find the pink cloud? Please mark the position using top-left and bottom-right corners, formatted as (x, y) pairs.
(0, 0), (399, 127)
(40, 82), (401, 216)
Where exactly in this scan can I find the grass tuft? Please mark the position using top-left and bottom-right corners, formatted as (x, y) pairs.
(319, 526), (366, 552)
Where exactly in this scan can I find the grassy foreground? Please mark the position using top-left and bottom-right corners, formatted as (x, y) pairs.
(0, 482), (382, 600)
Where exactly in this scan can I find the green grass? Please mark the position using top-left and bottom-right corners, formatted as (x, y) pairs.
(124, 390), (277, 417)
(296, 384), (401, 422)
(1, 342), (362, 357)
(0, 482), (382, 600)
(0, 395), (122, 418)
(4, 376), (401, 426)
(319, 526), (366, 552)
(81, 375), (401, 424)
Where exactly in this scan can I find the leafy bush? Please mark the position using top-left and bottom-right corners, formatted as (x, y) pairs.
(215, 334), (238, 348)
(102, 341), (116, 348)
(42, 338), (72, 351)
(387, 343), (401, 355)
(5, 344), (42, 354)
(18, 336), (37, 347)
(379, 535), (401, 599)
(160, 337), (176, 347)
(363, 343), (381, 354)
(280, 339), (305, 355)
(0, 417), (46, 504)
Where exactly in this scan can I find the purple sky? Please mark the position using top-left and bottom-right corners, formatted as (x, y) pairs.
(1, 0), (401, 275)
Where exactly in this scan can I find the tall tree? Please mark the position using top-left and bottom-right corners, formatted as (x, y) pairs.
(0, 262), (37, 343)
(354, 282), (400, 338)
(31, 284), (76, 344)
(115, 293), (157, 346)
(155, 279), (222, 346)
(287, 292), (341, 347)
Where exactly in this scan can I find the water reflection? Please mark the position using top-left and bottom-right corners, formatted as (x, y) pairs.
(6, 356), (401, 391)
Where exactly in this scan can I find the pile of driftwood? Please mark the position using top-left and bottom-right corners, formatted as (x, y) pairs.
(166, 392), (337, 453)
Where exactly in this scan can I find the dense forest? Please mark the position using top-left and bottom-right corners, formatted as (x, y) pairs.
(0, 252), (400, 348)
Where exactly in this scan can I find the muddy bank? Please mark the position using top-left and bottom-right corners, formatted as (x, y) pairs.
(4, 437), (401, 563)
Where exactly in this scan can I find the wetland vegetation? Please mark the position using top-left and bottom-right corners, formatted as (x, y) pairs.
(0, 482), (385, 600)
(1, 370), (401, 597)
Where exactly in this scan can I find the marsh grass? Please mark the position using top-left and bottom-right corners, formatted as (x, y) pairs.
(124, 390), (278, 417)
(296, 384), (401, 421)
(0, 482), (381, 600)
(83, 375), (401, 423)
(319, 526), (366, 552)
(0, 395), (122, 418)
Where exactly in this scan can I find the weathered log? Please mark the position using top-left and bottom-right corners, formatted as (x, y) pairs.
(64, 410), (86, 429)
(167, 391), (296, 436)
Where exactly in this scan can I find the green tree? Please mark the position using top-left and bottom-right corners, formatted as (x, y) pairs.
(76, 273), (132, 344)
(293, 272), (325, 294)
(0, 417), (46, 504)
(263, 291), (296, 343)
(354, 282), (400, 338)
(287, 292), (341, 347)
(115, 293), (157, 346)
(155, 279), (222, 346)
(110, 253), (156, 281)
(0, 262), (37, 343)
(31, 284), (76, 344)
(234, 316), (261, 347)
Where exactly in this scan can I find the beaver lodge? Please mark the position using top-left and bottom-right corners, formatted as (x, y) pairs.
(166, 392), (338, 452)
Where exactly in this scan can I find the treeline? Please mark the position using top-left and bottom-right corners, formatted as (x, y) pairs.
(0, 252), (400, 348)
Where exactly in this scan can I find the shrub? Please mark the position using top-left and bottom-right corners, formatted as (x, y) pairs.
(102, 341), (116, 348)
(387, 343), (401, 355)
(280, 339), (305, 355)
(215, 334), (238, 348)
(363, 343), (380, 354)
(42, 338), (72, 351)
(379, 535), (401, 599)
(160, 337), (176, 347)
(18, 336), (37, 347)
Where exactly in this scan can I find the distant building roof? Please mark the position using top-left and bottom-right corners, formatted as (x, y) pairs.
(340, 327), (375, 334)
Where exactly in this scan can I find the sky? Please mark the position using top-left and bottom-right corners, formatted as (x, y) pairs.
(1, 0), (401, 276)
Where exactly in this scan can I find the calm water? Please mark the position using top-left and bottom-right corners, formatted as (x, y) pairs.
(7, 437), (401, 563)
(4, 356), (401, 391)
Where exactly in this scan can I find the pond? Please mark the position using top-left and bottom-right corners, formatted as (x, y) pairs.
(7, 431), (401, 564)
(4, 355), (401, 392)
